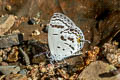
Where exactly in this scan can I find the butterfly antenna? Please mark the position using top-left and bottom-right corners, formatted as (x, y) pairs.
(81, 40), (91, 44)
(85, 40), (91, 44)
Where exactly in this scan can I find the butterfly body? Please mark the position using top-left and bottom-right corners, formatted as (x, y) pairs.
(48, 13), (85, 61)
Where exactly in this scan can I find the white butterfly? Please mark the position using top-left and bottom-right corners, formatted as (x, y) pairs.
(48, 13), (89, 62)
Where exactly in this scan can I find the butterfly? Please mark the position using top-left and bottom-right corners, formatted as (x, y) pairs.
(48, 13), (90, 62)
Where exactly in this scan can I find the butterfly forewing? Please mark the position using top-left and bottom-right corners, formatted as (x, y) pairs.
(48, 13), (85, 61)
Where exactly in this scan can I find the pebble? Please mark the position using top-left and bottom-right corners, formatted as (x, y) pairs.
(5, 74), (27, 80)
(40, 67), (47, 73)
(58, 77), (64, 80)
(2, 53), (8, 61)
(7, 46), (19, 62)
(0, 62), (8, 66)
(31, 29), (40, 36)
(19, 69), (27, 75)
(0, 66), (20, 75)
(0, 50), (3, 56)
(0, 57), (3, 62)
(28, 18), (36, 25)
(5, 4), (12, 11)
(78, 61), (118, 80)
(0, 34), (23, 48)
(0, 15), (15, 35)
(103, 42), (120, 67)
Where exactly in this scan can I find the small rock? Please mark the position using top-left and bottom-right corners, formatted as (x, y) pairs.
(0, 50), (3, 56)
(78, 61), (118, 80)
(28, 18), (36, 25)
(58, 77), (64, 80)
(0, 15), (15, 35)
(2, 53), (8, 61)
(12, 30), (21, 34)
(45, 64), (55, 76)
(40, 67), (47, 73)
(4, 47), (12, 52)
(0, 62), (8, 66)
(28, 77), (32, 80)
(5, 4), (12, 11)
(0, 66), (20, 75)
(0, 57), (3, 62)
(103, 42), (120, 67)
(31, 29), (40, 36)
(5, 74), (27, 80)
(69, 73), (78, 80)
(85, 46), (100, 65)
(30, 66), (39, 80)
(0, 34), (23, 48)
(19, 69), (27, 75)
(7, 46), (19, 62)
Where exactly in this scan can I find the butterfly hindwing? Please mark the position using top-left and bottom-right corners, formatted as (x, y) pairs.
(48, 13), (85, 61)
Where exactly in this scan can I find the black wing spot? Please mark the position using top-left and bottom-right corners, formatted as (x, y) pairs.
(71, 23), (73, 26)
(52, 19), (70, 28)
(68, 37), (74, 43)
(57, 46), (60, 48)
(60, 14), (62, 17)
(69, 45), (75, 50)
(64, 43), (75, 50)
(63, 49), (65, 51)
(64, 43), (69, 45)
(70, 29), (74, 31)
(64, 16), (66, 20)
(61, 35), (66, 41)
(75, 30), (77, 32)
(53, 34), (58, 35)
(67, 19), (70, 22)
(60, 29), (69, 34)
(51, 24), (64, 28)
(52, 16), (57, 19)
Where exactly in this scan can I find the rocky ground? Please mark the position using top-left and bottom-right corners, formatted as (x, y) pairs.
(0, 0), (120, 80)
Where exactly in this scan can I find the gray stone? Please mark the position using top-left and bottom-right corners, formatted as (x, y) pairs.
(0, 34), (23, 48)
(0, 15), (15, 35)
(0, 66), (20, 75)
(19, 69), (27, 75)
(78, 61), (119, 80)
